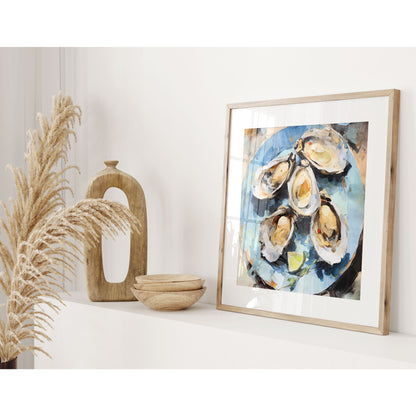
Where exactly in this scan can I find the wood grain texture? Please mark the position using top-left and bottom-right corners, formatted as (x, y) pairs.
(131, 287), (206, 311)
(134, 274), (204, 292)
(85, 161), (147, 301)
(216, 106), (231, 308)
(133, 280), (204, 292)
(216, 90), (400, 334)
(226, 89), (397, 110)
(379, 89), (401, 334)
(135, 274), (202, 283)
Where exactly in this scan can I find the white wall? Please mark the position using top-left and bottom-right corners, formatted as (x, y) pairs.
(60, 48), (415, 335)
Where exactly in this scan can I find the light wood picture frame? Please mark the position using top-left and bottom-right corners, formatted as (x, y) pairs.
(216, 90), (400, 334)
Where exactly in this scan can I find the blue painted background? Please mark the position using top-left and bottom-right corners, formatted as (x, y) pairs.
(239, 124), (365, 295)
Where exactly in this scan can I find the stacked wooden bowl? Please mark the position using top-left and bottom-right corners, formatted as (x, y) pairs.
(131, 274), (206, 311)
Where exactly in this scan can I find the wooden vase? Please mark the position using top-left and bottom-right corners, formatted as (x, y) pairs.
(85, 161), (147, 301)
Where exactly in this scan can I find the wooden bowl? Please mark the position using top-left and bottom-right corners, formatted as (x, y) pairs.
(133, 279), (204, 292)
(131, 287), (206, 311)
(135, 274), (201, 284)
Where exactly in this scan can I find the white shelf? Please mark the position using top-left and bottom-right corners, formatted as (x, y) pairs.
(34, 292), (416, 369)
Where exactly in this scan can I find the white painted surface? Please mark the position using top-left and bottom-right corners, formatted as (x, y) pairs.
(34, 294), (416, 369)
(60, 48), (415, 337)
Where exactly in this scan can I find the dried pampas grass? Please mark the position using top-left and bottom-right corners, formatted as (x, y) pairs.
(0, 93), (139, 363)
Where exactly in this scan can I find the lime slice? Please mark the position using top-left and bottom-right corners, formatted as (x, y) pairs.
(288, 251), (306, 273)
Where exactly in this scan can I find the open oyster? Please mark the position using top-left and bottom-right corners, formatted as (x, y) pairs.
(259, 206), (296, 263)
(287, 160), (320, 217)
(310, 190), (348, 265)
(295, 127), (348, 175)
(252, 152), (296, 199)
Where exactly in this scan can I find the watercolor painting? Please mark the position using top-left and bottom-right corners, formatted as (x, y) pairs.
(237, 122), (368, 299)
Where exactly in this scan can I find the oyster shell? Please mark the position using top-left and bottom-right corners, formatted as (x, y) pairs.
(259, 206), (296, 263)
(295, 127), (348, 175)
(310, 190), (348, 265)
(287, 160), (320, 217)
(252, 152), (296, 199)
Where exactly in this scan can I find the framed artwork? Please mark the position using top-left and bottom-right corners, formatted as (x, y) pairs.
(216, 90), (400, 334)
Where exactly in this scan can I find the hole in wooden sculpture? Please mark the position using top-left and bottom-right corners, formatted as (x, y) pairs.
(102, 187), (130, 283)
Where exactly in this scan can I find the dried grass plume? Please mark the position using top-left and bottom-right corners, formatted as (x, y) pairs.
(0, 93), (139, 363)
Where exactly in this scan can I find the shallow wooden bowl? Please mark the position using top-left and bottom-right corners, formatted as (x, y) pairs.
(131, 287), (206, 311)
(135, 274), (201, 284)
(135, 274), (204, 292)
(133, 278), (204, 292)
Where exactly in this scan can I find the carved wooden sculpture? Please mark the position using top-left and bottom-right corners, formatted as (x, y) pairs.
(85, 161), (147, 301)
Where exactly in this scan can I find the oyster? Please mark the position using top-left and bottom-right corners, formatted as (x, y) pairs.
(310, 190), (348, 265)
(287, 160), (320, 217)
(259, 206), (296, 263)
(295, 127), (348, 175)
(252, 152), (296, 199)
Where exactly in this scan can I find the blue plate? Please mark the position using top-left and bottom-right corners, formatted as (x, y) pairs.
(240, 125), (365, 294)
